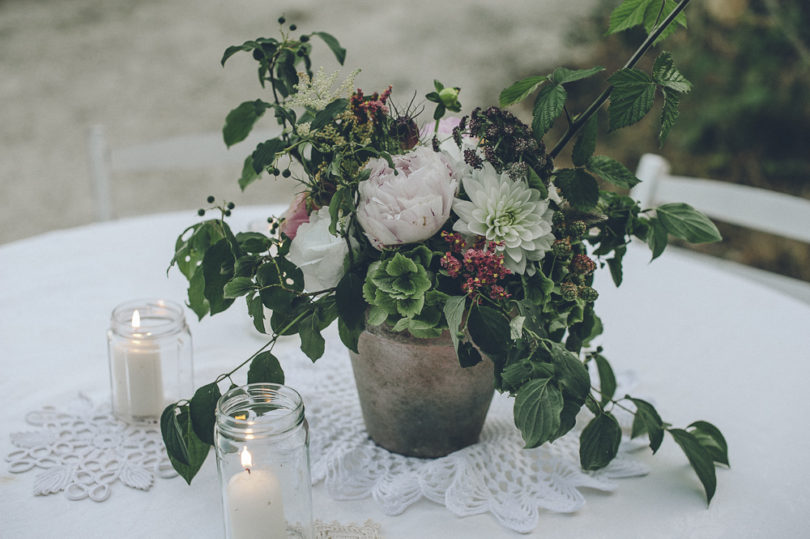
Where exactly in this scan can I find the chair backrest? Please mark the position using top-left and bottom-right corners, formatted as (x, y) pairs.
(633, 153), (810, 244)
(86, 125), (279, 221)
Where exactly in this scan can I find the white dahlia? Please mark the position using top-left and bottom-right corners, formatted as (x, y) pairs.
(452, 163), (555, 274)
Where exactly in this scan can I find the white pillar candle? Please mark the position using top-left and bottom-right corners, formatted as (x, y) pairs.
(111, 309), (165, 418)
(226, 447), (286, 539)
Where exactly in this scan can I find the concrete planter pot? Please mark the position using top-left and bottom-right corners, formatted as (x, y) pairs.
(348, 324), (495, 458)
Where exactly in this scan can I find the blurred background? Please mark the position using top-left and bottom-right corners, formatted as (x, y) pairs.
(1, 0), (808, 281)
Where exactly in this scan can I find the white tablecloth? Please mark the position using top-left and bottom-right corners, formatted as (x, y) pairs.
(1, 207), (809, 538)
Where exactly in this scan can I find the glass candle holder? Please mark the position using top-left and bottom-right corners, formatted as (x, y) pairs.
(215, 384), (313, 539)
(107, 299), (193, 422)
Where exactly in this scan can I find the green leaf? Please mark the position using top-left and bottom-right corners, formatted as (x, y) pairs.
(238, 155), (260, 191)
(644, 0), (688, 44)
(201, 239), (236, 315)
(688, 421), (729, 467)
(247, 351), (285, 384)
(659, 89), (680, 145)
(189, 383), (221, 446)
(607, 255), (624, 287)
(669, 428), (717, 504)
(514, 377), (564, 448)
(161, 403), (190, 466)
(554, 168), (600, 210)
(556, 399), (582, 440)
(223, 100), (268, 147)
(260, 285), (296, 312)
(431, 103), (446, 121)
(251, 138), (286, 174)
(652, 52), (692, 94)
(310, 98), (348, 130)
(629, 397), (665, 453)
(509, 316), (525, 340)
(608, 69), (656, 131)
(585, 393), (601, 415)
(246, 292), (266, 333)
(443, 295), (466, 352)
(335, 272), (366, 328)
(647, 217), (669, 260)
(571, 114), (598, 167)
(366, 305), (388, 326)
(223, 276), (255, 299)
(608, 0), (652, 35)
(275, 49), (299, 94)
(593, 354), (617, 405)
(499, 75), (547, 107)
(385, 252), (418, 277)
(501, 359), (552, 393)
(468, 305), (510, 356)
(532, 83), (567, 138)
(276, 257), (305, 292)
(235, 231), (272, 253)
(549, 343), (589, 402)
(457, 341), (483, 368)
(311, 31), (346, 64)
(586, 155), (640, 189)
(221, 40), (258, 66)
(551, 66), (605, 84)
(299, 315), (325, 361)
(656, 203), (722, 243)
(579, 412), (622, 470)
(187, 266), (209, 320)
(160, 403), (209, 484)
(234, 254), (261, 278)
(338, 317), (362, 353)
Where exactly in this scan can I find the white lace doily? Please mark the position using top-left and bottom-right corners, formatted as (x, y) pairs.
(284, 342), (649, 534)
(315, 519), (380, 538)
(6, 394), (176, 502)
(6, 338), (648, 534)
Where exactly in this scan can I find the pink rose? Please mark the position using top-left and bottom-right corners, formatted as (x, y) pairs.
(280, 192), (311, 240)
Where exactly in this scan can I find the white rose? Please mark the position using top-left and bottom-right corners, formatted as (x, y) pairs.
(356, 146), (458, 249)
(286, 207), (349, 291)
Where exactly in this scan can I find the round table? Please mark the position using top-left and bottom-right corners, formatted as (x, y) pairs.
(1, 207), (808, 538)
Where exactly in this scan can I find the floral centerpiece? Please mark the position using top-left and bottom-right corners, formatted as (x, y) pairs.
(163, 0), (728, 505)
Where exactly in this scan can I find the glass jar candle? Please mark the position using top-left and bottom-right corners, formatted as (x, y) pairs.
(107, 299), (193, 422)
(215, 384), (313, 539)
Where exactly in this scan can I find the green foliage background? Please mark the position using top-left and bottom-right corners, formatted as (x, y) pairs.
(561, 0), (810, 281)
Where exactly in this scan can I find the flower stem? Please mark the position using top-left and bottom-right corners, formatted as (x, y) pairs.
(548, 0), (692, 159)
(223, 308), (311, 378)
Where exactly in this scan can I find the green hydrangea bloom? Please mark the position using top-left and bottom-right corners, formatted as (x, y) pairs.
(363, 252), (432, 320)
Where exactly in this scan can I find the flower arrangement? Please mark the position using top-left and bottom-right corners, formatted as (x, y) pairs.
(163, 0), (729, 505)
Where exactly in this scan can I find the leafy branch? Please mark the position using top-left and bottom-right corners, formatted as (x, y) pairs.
(549, 0), (692, 157)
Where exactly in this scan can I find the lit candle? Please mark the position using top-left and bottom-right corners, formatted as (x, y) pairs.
(226, 447), (286, 539)
(111, 309), (165, 418)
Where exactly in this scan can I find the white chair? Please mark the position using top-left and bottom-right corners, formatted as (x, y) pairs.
(86, 125), (279, 221)
(633, 153), (810, 304)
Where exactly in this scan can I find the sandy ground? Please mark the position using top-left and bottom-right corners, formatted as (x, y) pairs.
(0, 0), (597, 244)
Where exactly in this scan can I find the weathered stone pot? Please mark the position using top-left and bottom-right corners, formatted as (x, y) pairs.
(348, 324), (495, 458)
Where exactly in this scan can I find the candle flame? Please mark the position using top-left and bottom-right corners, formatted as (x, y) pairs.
(131, 310), (141, 329)
(240, 446), (253, 469)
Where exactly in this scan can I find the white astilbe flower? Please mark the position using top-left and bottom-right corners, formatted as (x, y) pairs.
(287, 67), (360, 111)
(452, 163), (555, 274)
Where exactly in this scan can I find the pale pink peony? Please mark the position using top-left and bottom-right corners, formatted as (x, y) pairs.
(279, 192), (311, 240)
(356, 146), (458, 249)
(419, 116), (461, 138)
